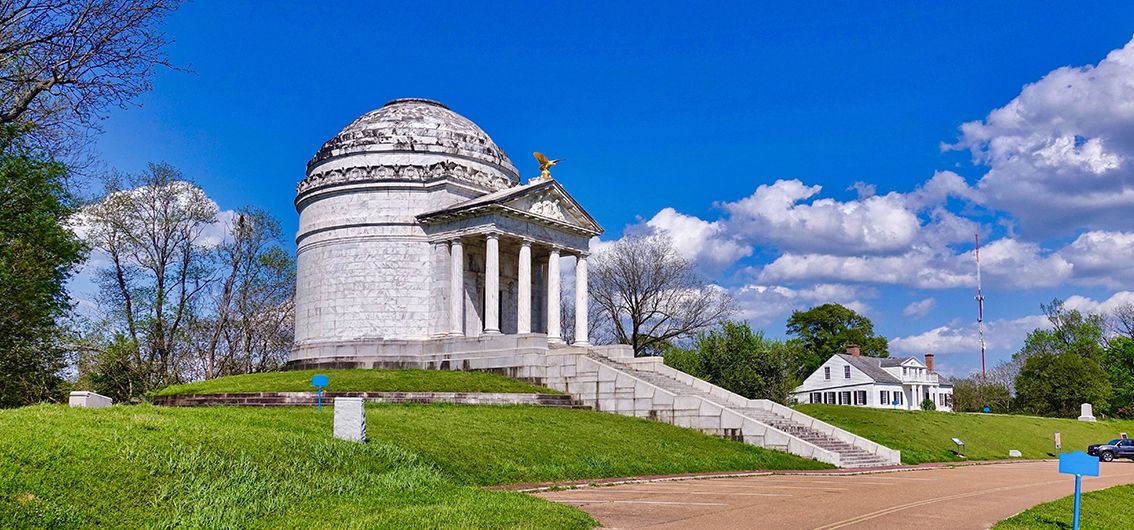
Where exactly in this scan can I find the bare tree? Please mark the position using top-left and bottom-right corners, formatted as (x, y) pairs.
(0, 0), (179, 152)
(83, 162), (216, 392)
(199, 208), (294, 378)
(590, 235), (733, 356)
(1109, 302), (1134, 340)
(560, 291), (610, 346)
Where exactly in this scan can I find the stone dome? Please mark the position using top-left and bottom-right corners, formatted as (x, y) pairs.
(299, 98), (521, 195)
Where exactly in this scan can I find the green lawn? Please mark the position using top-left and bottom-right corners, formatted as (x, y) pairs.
(995, 483), (1134, 529)
(796, 404), (1134, 464)
(153, 369), (558, 396)
(2, 404), (828, 529)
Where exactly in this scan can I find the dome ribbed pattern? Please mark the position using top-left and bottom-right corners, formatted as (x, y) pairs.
(309, 98), (519, 182)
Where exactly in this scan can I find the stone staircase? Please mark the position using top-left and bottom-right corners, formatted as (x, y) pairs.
(540, 345), (901, 469)
(596, 356), (893, 468)
(592, 355), (893, 468)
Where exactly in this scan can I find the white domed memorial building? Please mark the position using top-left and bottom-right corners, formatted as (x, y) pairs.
(290, 98), (602, 370)
(285, 98), (905, 469)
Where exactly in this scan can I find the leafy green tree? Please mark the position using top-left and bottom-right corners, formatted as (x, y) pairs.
(1016, 299), (1107, 363)
(951, 377), (1012, 413)
(1014, 353), (1110, 418)
(786, 303), (888, 379)
(663, 321), (799, 403)
(920, 398), (936, 411)
(0, 128), (86, 407)
(1104, 337), (1134, 418)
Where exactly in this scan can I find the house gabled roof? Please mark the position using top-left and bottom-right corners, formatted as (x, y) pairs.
(836, 354), (903, 384)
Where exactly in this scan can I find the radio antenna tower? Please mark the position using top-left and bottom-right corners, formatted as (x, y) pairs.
(975, 233), (987, 377)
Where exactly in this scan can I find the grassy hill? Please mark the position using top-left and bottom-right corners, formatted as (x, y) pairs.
(995, 484), (1134, 529)
(796, 404), (1134, 464)
(153, 369), (558, 396)
(2, 404), (829, 529)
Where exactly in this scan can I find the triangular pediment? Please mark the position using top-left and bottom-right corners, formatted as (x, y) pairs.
(417, 178), (603, 235)
(500, 180), (602, 233)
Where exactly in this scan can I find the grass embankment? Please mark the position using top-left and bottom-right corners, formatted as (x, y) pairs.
(2, 404), (828, 529)
(153, 368), (558, 396)
(994, 483), (1134, 529)
(797, 404), (1134, 464)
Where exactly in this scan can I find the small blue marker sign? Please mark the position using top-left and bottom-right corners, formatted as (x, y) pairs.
(312, 374), (329, 411)
(1059, 451), (1099, 530)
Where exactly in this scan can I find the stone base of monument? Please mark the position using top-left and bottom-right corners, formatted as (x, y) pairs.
(333, 397), (367, 443)
(69, 391), (113, 408)
(1078, 403), (1097, 422)
(288, 334), (551, 380)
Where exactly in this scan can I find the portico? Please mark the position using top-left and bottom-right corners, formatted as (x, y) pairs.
(421, 177), (601, 344)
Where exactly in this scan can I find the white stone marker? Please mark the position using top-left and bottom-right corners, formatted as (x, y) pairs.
(333, 397), (367, 442)
(68, 391), (112, 408)
(1078, 403), (1097, 422)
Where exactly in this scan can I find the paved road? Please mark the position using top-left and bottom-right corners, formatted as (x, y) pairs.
(537, 461), (1134, 529)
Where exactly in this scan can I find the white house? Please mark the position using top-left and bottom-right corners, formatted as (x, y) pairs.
(791, 346), (953, 411)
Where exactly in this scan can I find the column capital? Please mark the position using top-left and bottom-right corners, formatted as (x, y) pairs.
(574, 251), (590, 259)
(484, 230), (501, 239)
(519, 237), (534, 247)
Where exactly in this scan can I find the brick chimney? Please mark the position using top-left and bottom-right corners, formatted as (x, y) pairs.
(925, 353), (935, 373)
(847, 344), (861, 357)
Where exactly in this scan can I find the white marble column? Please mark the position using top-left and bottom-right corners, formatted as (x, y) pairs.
(484, 232), (500, 334)
(449, 239), (463, 336)
(547, 247), (561, 343)
(517, 240), (532, 334)
(574, 253), (590, 346)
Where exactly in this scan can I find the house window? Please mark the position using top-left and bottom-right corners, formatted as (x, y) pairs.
(811, 392), (822, 404)
(844, 366), (851, 379)
(855, 391), (867, 405)
(839, 391), (851, 405)
(880, 390), (889, 404)
(824, 367), (831, 380)
(894, 392), (903, 405)
(825, 392), (836, 404)
(902, 367), (907, 376)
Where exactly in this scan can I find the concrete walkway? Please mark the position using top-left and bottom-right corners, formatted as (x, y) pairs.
(536, 460), (1134, 529)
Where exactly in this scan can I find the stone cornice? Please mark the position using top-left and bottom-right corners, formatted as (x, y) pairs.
(296, 160), (517, 196)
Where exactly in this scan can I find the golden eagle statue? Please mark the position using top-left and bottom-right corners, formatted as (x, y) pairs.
(533, 152), (562, 180)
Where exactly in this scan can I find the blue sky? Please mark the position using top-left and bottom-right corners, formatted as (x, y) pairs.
(85, 1), (1134, 375)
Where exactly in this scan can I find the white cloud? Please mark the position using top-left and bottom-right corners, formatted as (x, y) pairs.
(732, 283), (873, 326)
(903, 298), (936, 318)
(891, 315), (1050, 356)
(644, 207), (752, 274)
(1057, 231), (1134, 287)
(1063, 290), (1134, 315)
(951, 36), (1134, 236)
(721, 179), (922, 255)
(757, 247), (972, 289)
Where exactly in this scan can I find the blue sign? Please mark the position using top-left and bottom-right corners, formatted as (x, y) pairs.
(1059, 451), (1099, 477)
(891, 399), (898, 406)
(1059, 451), (1100, 530)
(312, 374), (329, 411)
(983, 406), (991, 413)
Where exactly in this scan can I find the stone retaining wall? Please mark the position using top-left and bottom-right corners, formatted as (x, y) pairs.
(152, 391), (584, 408)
